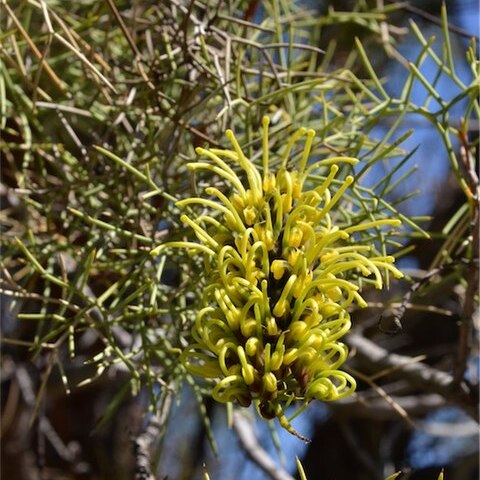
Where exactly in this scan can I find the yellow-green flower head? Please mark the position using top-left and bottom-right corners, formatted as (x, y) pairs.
(152, 117), (403, 440)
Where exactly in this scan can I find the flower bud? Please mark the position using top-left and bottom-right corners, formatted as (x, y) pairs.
(263, 372), (278, 392)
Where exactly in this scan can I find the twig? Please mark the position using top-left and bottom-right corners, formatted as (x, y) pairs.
(233, 411), (296, 480)
(347, 331), (479, 421)
(386, 0), (480, 41)
(133, 390), (173, 480)
(105, 0), (156, 93)
(380, 261), (464, 334)
(348, 367), (417, 429)
(332, 393), (446, 420)
(1, 0), (66, 92)
(16, 366), (83, 468)
(337, 420), (383, 480)
(454, 128), (480, 383)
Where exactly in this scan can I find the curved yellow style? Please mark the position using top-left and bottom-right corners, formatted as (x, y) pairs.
(153, 117), (403, 439)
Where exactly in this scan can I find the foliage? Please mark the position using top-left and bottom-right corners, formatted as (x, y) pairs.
(1, 1), (478, 479)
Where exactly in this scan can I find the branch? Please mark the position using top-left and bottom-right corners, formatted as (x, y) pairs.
(455, 128), (479, 382)
(133, 391), (173, 480)
(346, 331), (479, 421)
(233, 411), (296, 480)
(332, 393), (446, 420)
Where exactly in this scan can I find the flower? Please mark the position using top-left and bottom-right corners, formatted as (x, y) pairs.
(151, 117), (403, 440)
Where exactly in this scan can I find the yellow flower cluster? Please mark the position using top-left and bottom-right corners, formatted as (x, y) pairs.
(152, 117), (403, 440)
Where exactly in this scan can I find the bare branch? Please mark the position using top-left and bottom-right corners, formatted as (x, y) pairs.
(133, 391), (173, 480)
(347, 331), (479, 421)
(233, 411), (295, 480)
(454, 128), (480, 383)
(332, 393), (446, 420)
